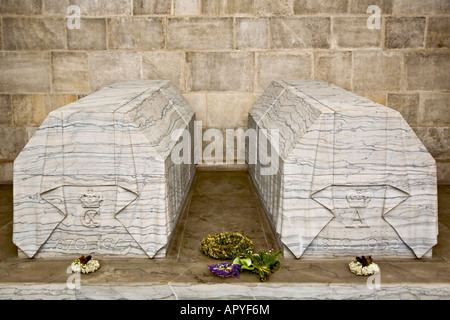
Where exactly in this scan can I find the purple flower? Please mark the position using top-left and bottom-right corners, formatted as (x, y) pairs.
(208, 263), (242, 279)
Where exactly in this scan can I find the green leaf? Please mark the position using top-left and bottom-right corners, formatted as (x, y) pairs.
(233, 257), (254, 271)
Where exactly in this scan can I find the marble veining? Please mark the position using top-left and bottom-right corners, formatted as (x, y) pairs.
(13, 81), (196, 259)
(248, 80), (438, 259)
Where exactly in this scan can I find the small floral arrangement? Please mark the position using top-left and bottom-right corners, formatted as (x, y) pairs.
(200, 232), (254, 260)
(349, 256), (380, 276)
(208, 262), (242, 279)
(208, 249), (282, 282)
(70, 255), (100, 274)
(202, 232), (282, 282)
(233, 250), (282, 282)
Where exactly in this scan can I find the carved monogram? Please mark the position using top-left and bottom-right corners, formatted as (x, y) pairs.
(345, 189), (371, 228)
(79, 188), (103, 228)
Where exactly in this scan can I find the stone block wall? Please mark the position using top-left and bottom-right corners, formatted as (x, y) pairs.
(0, 0), (449, 183)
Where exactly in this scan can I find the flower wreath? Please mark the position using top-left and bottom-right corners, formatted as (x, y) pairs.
(70, 255), (100, 274)
(208, 262), (242, 279)
(200, 232), (254, 260)
(349, 256), (380, 276)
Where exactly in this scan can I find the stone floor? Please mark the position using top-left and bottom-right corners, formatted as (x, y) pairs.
(0, 169), (449, 300)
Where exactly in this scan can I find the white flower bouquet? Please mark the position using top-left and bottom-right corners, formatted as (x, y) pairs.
(349, 256), (380, 276)
(70, 255), (100, 274)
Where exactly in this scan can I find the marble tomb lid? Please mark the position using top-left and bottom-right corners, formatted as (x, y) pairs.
(250, 80), (438, 258)
(13, 81), (194, 258)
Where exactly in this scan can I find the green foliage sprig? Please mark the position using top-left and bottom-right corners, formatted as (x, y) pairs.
(233, 250), (282, 282)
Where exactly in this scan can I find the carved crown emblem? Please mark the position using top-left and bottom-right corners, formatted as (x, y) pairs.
(79, 188), (103, 208)
(346, 189), (371, 208)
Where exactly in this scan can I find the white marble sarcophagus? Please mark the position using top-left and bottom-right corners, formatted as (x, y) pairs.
(249, 80), (438, 259)
(13, 81), (195, 258)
